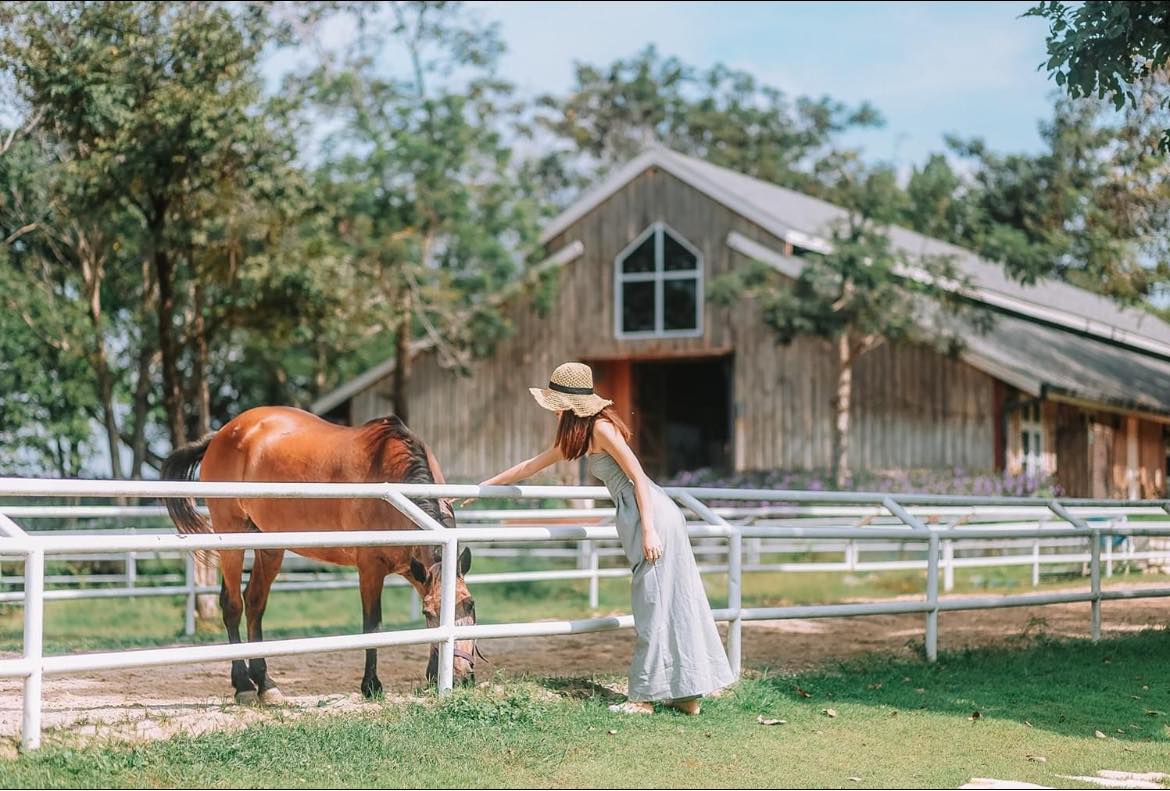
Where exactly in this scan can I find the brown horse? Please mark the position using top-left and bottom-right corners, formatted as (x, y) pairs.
(161, 406), (477, 703)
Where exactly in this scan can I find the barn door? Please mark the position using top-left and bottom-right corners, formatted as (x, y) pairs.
(588, 359), (637, 447)
(1053, 407), (1089, 497)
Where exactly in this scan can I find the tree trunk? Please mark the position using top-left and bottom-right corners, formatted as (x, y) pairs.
(129, 347), (154, 480)
(191, 281), (212, 439)
(833, 333), (853, 490)
(129, 258), (157, 480)
(153, 242), (186, 448)
(188, 281), (219, 621)
(80, 251), (124, 481)
(392, 292), (412, 423)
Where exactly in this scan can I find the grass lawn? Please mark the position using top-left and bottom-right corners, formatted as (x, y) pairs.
(2, 631), (1168, 788)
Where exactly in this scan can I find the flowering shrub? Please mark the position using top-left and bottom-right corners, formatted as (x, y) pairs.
(666, 466), (1062, 498)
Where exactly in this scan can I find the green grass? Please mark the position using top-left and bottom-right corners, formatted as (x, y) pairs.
(2, 558), (1163, 654)
(2, 631), (1168, 787)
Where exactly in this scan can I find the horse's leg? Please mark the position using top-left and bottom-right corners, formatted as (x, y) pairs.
(219, 549), (256, 703)
(244, 548), (285, 704)
(358, 554), (387, 698)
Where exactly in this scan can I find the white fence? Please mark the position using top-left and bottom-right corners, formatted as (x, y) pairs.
(3, 477), (1170, 752)
(4, 506), (1163, 632)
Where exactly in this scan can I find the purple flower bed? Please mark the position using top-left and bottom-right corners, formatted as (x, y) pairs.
(666, 466), (1062, 499)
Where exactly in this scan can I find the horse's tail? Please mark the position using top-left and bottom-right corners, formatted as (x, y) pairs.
(161, 432), (216, 536)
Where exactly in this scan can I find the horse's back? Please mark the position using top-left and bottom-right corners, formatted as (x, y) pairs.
(202, 406), (363, 483)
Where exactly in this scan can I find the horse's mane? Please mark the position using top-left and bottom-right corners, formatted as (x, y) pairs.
(359, 416), (449, 541)
(360, 415), (436, 485)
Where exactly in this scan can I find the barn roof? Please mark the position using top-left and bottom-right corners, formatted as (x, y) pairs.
(542, 146), (1170, 360)
(314, 146), (1170, 418)
(961, 312), (1170, 418)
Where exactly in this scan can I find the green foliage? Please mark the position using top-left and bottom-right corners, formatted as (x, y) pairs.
(0, 0), (327, 466)
(943, 95), (1170, 302)
(434, 687), (544, 726)
(533, 44), (884, 203)
(298, 1), (543, 411)
(0, 263), (95, 476)
(1028, 0), (1170, 150)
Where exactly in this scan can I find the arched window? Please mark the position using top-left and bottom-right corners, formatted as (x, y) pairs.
(614, 222), (703, 338)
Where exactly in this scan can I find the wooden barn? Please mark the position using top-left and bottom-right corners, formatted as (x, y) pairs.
(312, 146), (1170, 498)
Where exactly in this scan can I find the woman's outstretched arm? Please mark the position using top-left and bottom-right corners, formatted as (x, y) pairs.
(593, 420), (662, 564)
(478, 445), (563, 488)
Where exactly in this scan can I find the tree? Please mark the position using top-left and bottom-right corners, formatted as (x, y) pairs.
(1028, 1), (1170, 151)
(534, 45), (883, 204)
(944, 95), (1170, 303)
(308, 1), (541, 423)
(712, 156), (984, 488)
(0, 2), (313, 453)
(0, 251), (96, 477)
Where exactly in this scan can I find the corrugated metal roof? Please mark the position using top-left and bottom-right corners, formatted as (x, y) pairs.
(959, 311), (1170, 417)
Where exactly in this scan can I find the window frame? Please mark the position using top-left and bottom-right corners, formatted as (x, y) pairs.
(1019, 401), (1045, 478)
(613, 221), (704, 340)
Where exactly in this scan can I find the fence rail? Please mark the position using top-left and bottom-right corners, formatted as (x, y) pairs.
(2, 477), (1170, 752)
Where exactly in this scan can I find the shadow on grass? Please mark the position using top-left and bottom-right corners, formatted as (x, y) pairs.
(535, 677), (625, 704)
(749, 627), (1170, 742)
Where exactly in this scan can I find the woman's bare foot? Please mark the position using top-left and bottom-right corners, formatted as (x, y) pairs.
(665, 698), (701, 715)
(608, 700), (654, 715)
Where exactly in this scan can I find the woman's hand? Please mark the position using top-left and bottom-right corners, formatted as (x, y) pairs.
(642, 526), (663, 565)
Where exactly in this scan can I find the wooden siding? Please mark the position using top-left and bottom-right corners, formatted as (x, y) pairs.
(351, 166), (997, 480)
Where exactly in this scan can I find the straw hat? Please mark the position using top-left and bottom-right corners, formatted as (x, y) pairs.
(529, 362), (613, 417)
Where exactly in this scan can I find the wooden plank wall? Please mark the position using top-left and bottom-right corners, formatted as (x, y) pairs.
(351, 166), (998, 480)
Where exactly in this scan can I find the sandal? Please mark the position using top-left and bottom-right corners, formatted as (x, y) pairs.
(608, 701), (653, 715)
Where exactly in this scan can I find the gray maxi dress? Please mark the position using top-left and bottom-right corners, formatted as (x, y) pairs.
(588, 451), (737, 701)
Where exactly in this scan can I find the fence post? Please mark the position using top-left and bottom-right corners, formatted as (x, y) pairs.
(588, 541), (599, 610)
(1049, 500), (1097, 641)
(675, 492), (741, 677)
(926, 532), (939, 663)
(22, 548), (44, 751)
(749, 536), (762, 567)
(1090, 528), (1102, 642)
(1032, 538), (1041, 587)
(438, 536), (457, 694)
(942, 539), (954, 593)
(727, 525), (742, 674)
(184, 553), (196, 637)
(882, 497), (936, 662)
(1104, 531), (1113, 578)
(126, 551), (137, 589)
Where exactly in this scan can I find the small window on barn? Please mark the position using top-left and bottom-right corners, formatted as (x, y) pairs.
(1020, 401), (1044, 478)
(615, 223), (703, 338)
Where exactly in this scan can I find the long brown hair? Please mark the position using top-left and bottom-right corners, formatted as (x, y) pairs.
(555, 406), (632, 460)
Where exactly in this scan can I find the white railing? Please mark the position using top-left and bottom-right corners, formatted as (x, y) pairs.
(5, 506), (1163, 629)
(2, 477), (1170, 752)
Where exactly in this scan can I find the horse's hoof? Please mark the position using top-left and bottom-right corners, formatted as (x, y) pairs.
(234, 689), (260, 706)
(259, 687), (285, 706)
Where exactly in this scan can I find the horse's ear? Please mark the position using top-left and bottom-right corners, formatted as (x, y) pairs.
(458, 546), (472, 576)
(409, 557), (428, 583)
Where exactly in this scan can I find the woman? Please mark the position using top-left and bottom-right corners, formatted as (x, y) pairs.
(476, 362), (736, 714)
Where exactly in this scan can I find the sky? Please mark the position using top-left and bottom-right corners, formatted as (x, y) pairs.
(461, 0), (1057, 168)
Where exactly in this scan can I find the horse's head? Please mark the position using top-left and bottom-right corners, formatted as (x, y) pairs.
(409, 544), (478, 686)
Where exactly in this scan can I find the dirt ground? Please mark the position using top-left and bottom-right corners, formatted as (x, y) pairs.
(1, 588), (1167, 747)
